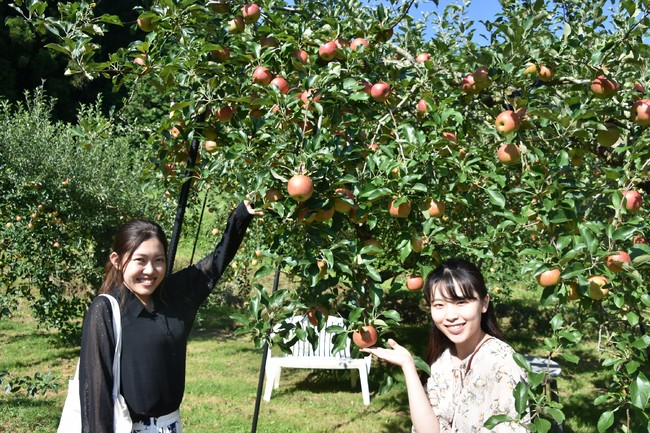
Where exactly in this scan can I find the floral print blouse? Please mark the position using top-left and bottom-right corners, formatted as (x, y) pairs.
(415, 338), (528, 433)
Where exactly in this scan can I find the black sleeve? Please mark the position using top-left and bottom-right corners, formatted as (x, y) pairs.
(79, 296), (116, 433)
(168, 201), (253, 304)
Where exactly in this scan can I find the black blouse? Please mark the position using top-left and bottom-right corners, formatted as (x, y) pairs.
(79, 202), (252, 432)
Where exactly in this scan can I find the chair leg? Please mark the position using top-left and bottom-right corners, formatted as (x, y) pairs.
(358, 366), (370, 406)
(263, 364), (280, 402)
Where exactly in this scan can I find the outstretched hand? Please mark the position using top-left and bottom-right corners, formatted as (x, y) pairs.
(361, 339), (415, 368)
(244, 200), (264, 216)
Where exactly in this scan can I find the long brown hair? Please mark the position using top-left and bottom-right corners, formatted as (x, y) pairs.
(423, 258), (504, 366)
(99, 219), (168, 299)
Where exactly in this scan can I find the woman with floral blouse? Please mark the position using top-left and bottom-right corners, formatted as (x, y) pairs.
(363, 258), (527, 433)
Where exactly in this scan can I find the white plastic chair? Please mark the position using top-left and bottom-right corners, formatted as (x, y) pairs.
(263, 315), (372, 405)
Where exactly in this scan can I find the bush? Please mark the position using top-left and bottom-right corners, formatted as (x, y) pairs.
(0, 88), (167, 340)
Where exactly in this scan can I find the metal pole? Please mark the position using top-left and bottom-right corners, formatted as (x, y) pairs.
(251, 264), (282, 433)
(166, 138), (200, 278)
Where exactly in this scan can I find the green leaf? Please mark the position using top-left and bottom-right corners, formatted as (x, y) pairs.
(631, 372), (650, 409)
(514, 381), (529, 415)
(533, 416), (552, 433)
(487, 189), (506, 208)
(597, 410), (615, 432)
(483, 414), (514, 429)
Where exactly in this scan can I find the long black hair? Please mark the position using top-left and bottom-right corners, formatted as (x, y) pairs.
(423, 258), (504, 365)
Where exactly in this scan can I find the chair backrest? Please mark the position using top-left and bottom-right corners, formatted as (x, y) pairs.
(284, 315), (352, 359)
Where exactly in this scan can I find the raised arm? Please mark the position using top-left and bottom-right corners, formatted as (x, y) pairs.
(362, 339), (440, 433)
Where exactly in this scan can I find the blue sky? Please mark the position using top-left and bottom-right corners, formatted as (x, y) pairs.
(408, 0), (504, 41)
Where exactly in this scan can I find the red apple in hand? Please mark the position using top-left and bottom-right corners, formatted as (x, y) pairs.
(352, 325), (378, 348)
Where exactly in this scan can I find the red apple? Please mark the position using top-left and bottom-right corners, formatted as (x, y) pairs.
(260, 36), (278, 49)
(133, 54), (146, 66)
(270, 76), (289, 94)
(633, 235), (648, 244)
(605, 250), (631, 273)
(427, 198), (446, 218)
(537, 268), (561, 287)
(215, 106), (233, 122)
(299, 89), (322, 107)
(228, 16), (244, 33)
(307, 305), (329, 326)
(416, 52), (431, 62)
(461, 74), (479, 95)
(242, 3), (261, 23)
(137, 17), (156, 32)
(292, 49), (309, 65)
(318, 41), (338, 61)
(623, 190), (642, 212)
(252, 66), (273, 85)
(416, 99), (428, 114)
(473, 66), (490, 85)
(211, 47), (230, 62)
(538, 65), (553, 82)
(495, 110), (521, 134)
(352, 325), (378, 348)
(406, 274), (424, 291)
(287, 174), (314, 202)
(333, 188), (354, 213)
(631, 99), (650, 126)
(389, 198), (411, 218)
(591, 75), (619, 99)
(204, 139), (218, 153)
(350, 38), (369, 51)
(371, 81), (391, 102)
(497, 143), (520, 165)
(359, 80), (373, 95)
(411, 235), (424, 253)
(264, 188), (281, 203)
(442, 131), (457, 143)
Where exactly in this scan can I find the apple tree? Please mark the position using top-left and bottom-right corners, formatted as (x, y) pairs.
(10, 0), (650, 430)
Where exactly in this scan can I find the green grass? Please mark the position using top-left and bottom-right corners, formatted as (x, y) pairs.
(1, 285), (608, 433)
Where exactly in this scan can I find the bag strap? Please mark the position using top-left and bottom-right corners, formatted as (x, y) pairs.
(99, 294), (122, 401)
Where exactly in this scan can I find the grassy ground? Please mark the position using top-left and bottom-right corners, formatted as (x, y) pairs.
(0, 283), (608, 433)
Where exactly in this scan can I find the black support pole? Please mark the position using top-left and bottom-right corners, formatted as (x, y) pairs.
(251, 264), (282, 433)
(166, 138), (200, 278)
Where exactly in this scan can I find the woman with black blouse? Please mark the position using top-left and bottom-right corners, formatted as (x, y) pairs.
(79, 200), (261, 432)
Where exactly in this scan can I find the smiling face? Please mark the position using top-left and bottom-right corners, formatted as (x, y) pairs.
(111, 237), (166, 307)
(429, 282), (489, 360)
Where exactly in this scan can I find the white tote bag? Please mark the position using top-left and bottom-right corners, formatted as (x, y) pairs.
(57, 294), (132, 433)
